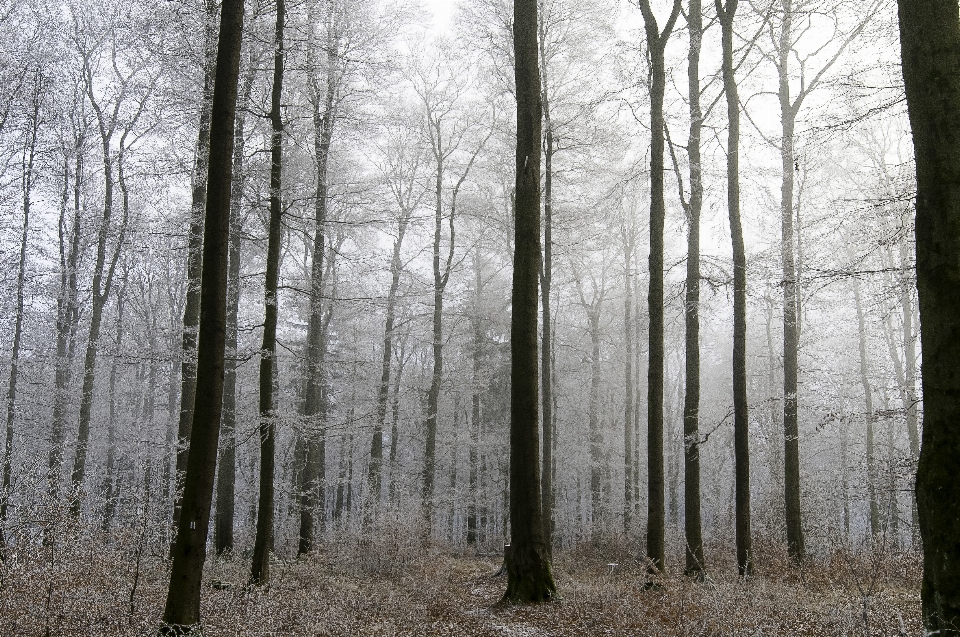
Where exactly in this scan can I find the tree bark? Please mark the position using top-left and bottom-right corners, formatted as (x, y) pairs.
(638, 0), (681, 576)
(215, 65), (251, 557)
(172, 0), (218, 537)
(159, 0), (244, 628)
(504, 0), (556, 603)
(682, 0), (705, 578)
(897, 0), (960, 630)
(717, 0), (752, 577)
(251, 0), (284, 585)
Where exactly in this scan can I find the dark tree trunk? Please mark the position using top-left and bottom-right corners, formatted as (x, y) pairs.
(159, 0), (244, 628)
(897, 0), (960, 630)
(682, 0), (705, 578)
(215, 65), (251, 557)
(538, 17), (555, 557)
(638, 0), (681, 575)
(172, 0), (218, 539)
(251, 0), (284, 585)
(775, 0), (804, 564)
(504, 0), (556, 603)
(717, 0), (752, 577)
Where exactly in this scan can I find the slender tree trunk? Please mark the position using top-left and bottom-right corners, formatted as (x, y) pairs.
(160, 0), (244, 628)
(251, 0), (284, 585)
(776, 0), (805, 565)
(71, 139), (130, 517)
(388, 348), (405, 506)
(622, 229), (634, 536)
(717, 0), (752, 576)
(215, 66), (251, 557)
(853, 278), (880, 540)
(367, 216), (407, 527)
(897, 0), (960, 628)
(539, 18), (555, 556)
(299, 2), (338, 553)
(588, 308), (602, 537)
(682, 0), (705, 578)
(50, 148), (83, 498)
(504, 0), (556, 603)
(638, 0), (680, 575)
(172, 0), (218, 536)
(1, 85), (39, 551)
(102, 288), (124, 535)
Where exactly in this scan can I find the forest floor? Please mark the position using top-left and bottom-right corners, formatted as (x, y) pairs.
(0, 528), (922, 636)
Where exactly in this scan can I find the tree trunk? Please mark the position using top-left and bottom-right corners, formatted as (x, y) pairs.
(504, 0), (556, 603)
(172, 0), (218, 536)
(160, 0), (244, 628)
(50, 146), (83, 498)
(852, 277), (880, 540)
(897, 0), (960, 629)
(251, 0), (284, 585)
(717, 0), (752, 577)
(638, 0), (680, 575)
(215, 64), (251, 557)
(1, 82), (39, 552)
(71, 135), (130, 517)
(539, 18), (555, 557)
(776, 0), (804, 564)
(682, 0), (705, 578)
(102, 288), (124, 535)
(367, 213), (408, 527)
(299, 0), (338, 555)
(622, 228), (635, 536)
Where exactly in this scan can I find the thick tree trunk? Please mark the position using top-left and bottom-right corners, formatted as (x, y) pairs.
(638, 0), (680, 575)
(717, 0), (752, 577)
(172, 0), (218, 536)
(897, 0), (960, 630)
(682, 0), (705, 578)
(504, 0), (556, 603)
(160, 0), (244, 628)
(251, 0), (284, 585)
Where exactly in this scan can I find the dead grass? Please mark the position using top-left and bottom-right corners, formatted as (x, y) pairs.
(0, 526), (922, 636)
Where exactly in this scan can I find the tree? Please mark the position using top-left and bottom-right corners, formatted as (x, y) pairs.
(896, 0), (960, 631)
(251, 0), (285, 585)
(70, 10), (150, 513)
(637, 0), (681, 576)
(681, 0), (705, 578)
(159, 0), (245, 629)
(760, 0), (878, 563)
(504, 0), (556, 603)
(214, 61), (253, 557)
(715, 0), (752, 577)
(1, 69), (42, 553)
(172, 0), (217, 539)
